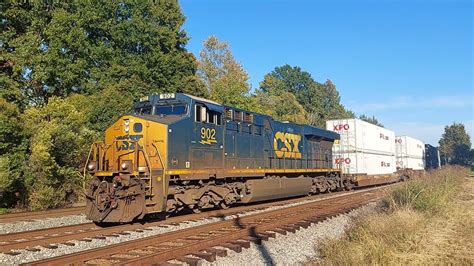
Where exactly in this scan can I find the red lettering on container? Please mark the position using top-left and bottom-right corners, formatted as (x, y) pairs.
(333, 124), (349, 131)
(335, 158), (351, 164)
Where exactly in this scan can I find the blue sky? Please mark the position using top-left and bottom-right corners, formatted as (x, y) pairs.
(181, 0), (473, 145)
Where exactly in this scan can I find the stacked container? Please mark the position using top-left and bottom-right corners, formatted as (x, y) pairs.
(395, 136), (425, 170)
(326, 119), (396, 175)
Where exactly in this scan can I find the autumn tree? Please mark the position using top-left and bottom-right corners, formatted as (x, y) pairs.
(197, 36), (254, 110)
(359, 114), (384, 127)
(439, 123), (471, 165)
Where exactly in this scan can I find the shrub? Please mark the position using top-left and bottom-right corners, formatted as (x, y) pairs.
(21, 96), (100, 209)
(385, 166), (465, 214)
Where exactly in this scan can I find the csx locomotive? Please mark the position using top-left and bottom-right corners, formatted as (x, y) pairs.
(84, 93), (346, 223)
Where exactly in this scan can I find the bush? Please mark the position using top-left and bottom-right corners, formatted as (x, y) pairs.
(21, 96), (100, 210)
(385, 166), (465, 214)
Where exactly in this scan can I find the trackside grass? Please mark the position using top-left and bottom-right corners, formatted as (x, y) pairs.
(313, 166), (473, 265)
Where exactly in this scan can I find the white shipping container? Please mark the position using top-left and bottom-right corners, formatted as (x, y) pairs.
(396, 157), (425, 170)
(395, 135), (425, 159)
(326, 119), (396, 155)
(334, 152), (396, 175)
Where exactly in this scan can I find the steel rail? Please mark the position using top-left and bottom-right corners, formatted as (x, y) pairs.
(25, 186), (390, 265)
(0, 207), (84, 224)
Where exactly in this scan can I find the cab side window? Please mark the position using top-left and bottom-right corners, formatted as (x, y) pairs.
(195, 104), (221, 125)
(195, 105), (206, 123)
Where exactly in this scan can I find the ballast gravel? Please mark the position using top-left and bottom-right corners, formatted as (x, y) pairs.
(0, 188), (383, 265)
(0, 215), (89, 234)
(204, 203), (377, 266)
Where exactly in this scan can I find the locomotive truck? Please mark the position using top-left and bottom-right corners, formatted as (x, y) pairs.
(84, 93), (348, 223)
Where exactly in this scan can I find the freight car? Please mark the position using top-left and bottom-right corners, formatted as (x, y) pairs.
(84, 93), (346, 223)
(425, 144), (441, 170)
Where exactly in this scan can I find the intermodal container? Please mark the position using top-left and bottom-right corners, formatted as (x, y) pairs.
(333, 152), (397, 175)
(326, 119), (395, 155)
(326, 118), (397, 175)
(395, 135), (425, 170)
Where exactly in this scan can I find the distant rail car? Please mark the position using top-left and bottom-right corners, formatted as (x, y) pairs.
(85, 93), (353, 223)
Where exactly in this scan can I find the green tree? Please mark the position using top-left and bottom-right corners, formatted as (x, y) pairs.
(359, 114), (384, 127)
(21, 96), (99, 209)
(1, 1), (202, 104)
(197, 36), (253, 109)
(439, 123), (471, 165)
(259, 65), (353, 127)
(0, 99), (28, 207)
(255, 90), (307, 124)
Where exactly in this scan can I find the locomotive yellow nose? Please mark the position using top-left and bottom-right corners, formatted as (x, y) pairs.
(103, 115), (168, 172)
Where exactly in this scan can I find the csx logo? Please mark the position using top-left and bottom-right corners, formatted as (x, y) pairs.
(115, 134), (143, 151)
(333, 124), (349, 131)
(335, 158), (351, 164)
(273, 132), (302, 158)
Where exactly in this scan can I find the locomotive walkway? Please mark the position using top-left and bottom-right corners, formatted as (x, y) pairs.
(22, 185), (392, 265)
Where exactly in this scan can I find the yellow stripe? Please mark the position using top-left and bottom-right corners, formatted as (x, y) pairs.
(165, 168), (340, 175)
(95, 171), (115, 176)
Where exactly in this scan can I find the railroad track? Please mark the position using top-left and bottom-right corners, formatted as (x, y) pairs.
(1, 184), (395, 257)
(1, 187), (362, 255)
(26, 186), (390, 265)
(0, 207), (84, 224)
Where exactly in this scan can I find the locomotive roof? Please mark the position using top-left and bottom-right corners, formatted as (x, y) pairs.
(184, 94), (221, 106)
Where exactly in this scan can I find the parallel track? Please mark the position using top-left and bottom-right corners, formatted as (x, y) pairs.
(0, 207), (84, 224)
(26, 186), (391, 265)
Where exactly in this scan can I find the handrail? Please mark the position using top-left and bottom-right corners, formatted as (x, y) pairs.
(152, 141), (166, 199)
(138, 144), (154, 194)
(83, 139), (162, 197)
(83, 143), (95, 189)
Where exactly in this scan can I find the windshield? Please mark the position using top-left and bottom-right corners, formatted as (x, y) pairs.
(135, 106), (152, 115)
(154, 104), (187, 116)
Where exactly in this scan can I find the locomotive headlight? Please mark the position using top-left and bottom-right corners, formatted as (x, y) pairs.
(121, 162), (128, 170)
(87, 162), (95, 171)
(124, 119), (130, 133)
